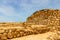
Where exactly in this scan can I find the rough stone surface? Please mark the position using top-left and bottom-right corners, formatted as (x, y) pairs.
(26, 9), (60, 26)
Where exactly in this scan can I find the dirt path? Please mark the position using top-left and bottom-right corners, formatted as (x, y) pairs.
(11, 32), (52, 40)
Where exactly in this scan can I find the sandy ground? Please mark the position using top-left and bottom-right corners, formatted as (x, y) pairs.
(11, 32), (52, 40)
(0, 26), (24, 29)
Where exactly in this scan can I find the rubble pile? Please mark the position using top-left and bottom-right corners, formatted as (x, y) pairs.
(0, 26), (50, 40)
(26, 9), (60, 25)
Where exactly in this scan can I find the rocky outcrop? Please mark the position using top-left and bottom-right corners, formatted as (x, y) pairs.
(26, 9), (60, 26)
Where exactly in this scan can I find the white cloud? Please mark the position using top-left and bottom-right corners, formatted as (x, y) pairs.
(0, 5), (18, 16)
(0, 7), (13, 16)
(32, 0), (50, 7)
(0, 5), (22, 22)
(20, 0), (50, 9)
(31, 0), (49, 4)
(0, 0), (21, 22)
(1, 0), (18, 4)
(0, 16), (15, 22)
(0, 0), (22, 16)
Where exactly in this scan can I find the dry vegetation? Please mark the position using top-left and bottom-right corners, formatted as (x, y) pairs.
(0, 9), (60, 40)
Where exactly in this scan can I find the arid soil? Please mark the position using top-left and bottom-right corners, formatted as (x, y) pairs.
(11, 32), (52, 40)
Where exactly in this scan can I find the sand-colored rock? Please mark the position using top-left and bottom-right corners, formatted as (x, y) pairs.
(26, 9), (60, 26)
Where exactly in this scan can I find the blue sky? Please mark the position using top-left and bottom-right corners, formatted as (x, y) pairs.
(0, 0), (60, 22)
